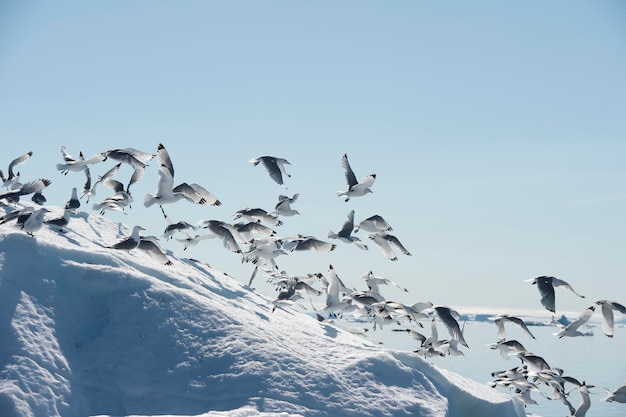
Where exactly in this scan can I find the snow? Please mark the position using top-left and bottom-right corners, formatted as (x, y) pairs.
(0, 206), (525, 417)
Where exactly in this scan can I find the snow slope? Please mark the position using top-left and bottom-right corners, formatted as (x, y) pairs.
(0, 205), (525, 417)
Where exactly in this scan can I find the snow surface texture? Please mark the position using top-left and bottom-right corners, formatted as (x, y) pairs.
(0, 207), (525, 417)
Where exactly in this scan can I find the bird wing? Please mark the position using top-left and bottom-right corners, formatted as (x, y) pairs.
(367, 215), (393, 232)
(295, 238), (336, 253)
(368, 234), (397, 261)
(8, 151), (33, 177)
(567, 306), (595, 331)
(506, 315), (536, 339)
(260, 157), (285, 186)
(59, 147), (75, 163)
(435, 307), (469, 347)
(156, 143), (175, 178)
(156, 164), (175, 198)
(341, 154), (358, 188)
(535, 277), (556, 312)
(382, 234), (411, 256)
(337, 210), (356, 237)
(173, 182), (221, 205)
(600, 303), (615, 337)
(138, 237), (172, 266)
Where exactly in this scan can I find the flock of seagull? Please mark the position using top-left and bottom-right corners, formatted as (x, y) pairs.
(1, 145), (625, 416)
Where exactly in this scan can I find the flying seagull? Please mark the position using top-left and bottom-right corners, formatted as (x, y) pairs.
(105, 147), (156, 194)
(138, 236), (173, 266)
(56, 146), (106, 175)
(489, 314), (536, 341)
(594, 299), (626, 338)
(328, 210), (368, 250)
(271, 193), (300, 217)
(1, 151), (32, 189)
(551, 305), (595, 338)
(354, 214), (393, 233)
(526, 275), (585, 313)
(433, 306), (469, 348)
(337, 154), (375, 202)
(249, 156), (291, 188)
(367, 233), (411, 261)
(144, 143), (221, 217)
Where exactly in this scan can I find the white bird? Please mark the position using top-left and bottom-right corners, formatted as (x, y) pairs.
(249, 156), (291, 188)
(107, 225), (145, 252)
(552, 306), (595, 338)
(233, 207), (282, 227)
(175, 233), (215, 250)
(489, 314), (536, 341)
(367, 233), (411, 261)
(198, 220), (242, 254)
(527, 276), (585, 313)
(433, 306), (469, 348)
(64, 187), (81, 212)
(271, 193), (300, 217)
(488, 339), (527, 360)
(569, 382), (594, 417)
(163, 219), (197, 240)
(83, 162), (122, 202)
(144, 143), (221, 217)
(56, 147), (106, 175)
(328, 210), (368, 250)
(44, 209), (72, 231)
(280, 234), (336, 253)
(594, 299), (626, 338)
(0, 179), (52, 203)
(336, 154), (375, 202)
(353, 214), (393, 233)
(1, 151), (32, 189)
(20, 207), (49, 236)
(602, 381), (626, 403)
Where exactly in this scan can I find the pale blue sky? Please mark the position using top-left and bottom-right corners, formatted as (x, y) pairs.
(1, 1), (625, 312)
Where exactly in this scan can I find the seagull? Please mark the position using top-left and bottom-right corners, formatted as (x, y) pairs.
(270, 277), (304, 312)
(362, 271), (408, 293)
(569, 382), (594, 417)
(163, 218), (197, 241)
(328, 210), (368, 250)
(228, 222), (276, 244)
(249, 156), (291, 188)
(64, 187), (81, 212)
(526, 276), (585, 312)
(602, 381), (626, 403)
(510, 351), (551, 374)
(233, 207), (282, 226)
(353, 214), (393, 233)
(1, 151), (32, 189)
(107, 225), (145, 252)
(83, 162), (122, 202)
(144, 143), (221, 217)
(489, 314), (536, 341)
(176, 233), (214, 250)
(198, 220), (242, 254)
(20, 207), (49, 236)
(271, 193), (300, 217)
(56, 146), (106, 175)
(367, 233), (411, 261)
(44, 209), (72, 231)
(0, 179), (52, 203)
(336, 154), (375, 202)
(488, 339), (527, 359)
(594, 299), (626, 338)
(552, 305), (595, 338)
(280, 234), (336, 253)
(105, 147), (156, 194)
(433, 306), (469, 348)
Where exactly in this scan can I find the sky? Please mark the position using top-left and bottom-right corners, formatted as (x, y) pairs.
(1, 1), (626, 313)
(0, 208), (527, 417)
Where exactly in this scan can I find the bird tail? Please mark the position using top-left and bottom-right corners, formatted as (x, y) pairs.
(143, 193), (157, 208)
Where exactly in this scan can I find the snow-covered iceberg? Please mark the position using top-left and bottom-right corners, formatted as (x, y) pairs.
(0, 208), (525, 417)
